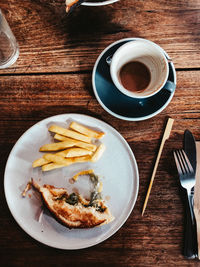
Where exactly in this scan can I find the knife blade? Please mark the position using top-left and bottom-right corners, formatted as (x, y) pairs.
(183, 129), (198, 259)
(184, 129), (197, 210)
(184, 130), (197, 173)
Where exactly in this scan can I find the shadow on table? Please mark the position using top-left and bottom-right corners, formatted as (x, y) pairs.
(31, 0), (130, 37)
(63, 6), (128, 38)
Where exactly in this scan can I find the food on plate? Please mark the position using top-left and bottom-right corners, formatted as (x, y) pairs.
(48, 125), (92, 143)
(58, 147), (93, 157)
(69, 121), (105, 139)
(39, 139), (96, 152)
(39, 144), (104, 171)
(53, 135), (97, 151)
(33, 157), (49, 168)
(43, 154), (91, 169)
(33, 148), (92, 168)
(72, 169), (94, 181)
(33, 121), (106, 171)
(41, 156), (90, 172)
(41, 163), (66, 172)
(31, 177), (114, 228)
(65, 0), (84, 13)
(21, 181), (32, 197)
(40, 140), (74, 152)
(90, 143), (106, 163)
(72, 169), (103, 194)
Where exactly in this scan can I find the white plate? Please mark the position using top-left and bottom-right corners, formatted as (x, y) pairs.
(82, 0), (119, 7)
(4, 114), (139, 250)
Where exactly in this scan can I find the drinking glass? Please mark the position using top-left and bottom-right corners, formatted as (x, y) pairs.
(0, 9), (19, 69)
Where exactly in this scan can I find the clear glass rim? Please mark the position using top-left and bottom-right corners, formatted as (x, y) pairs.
(0, 9), (19, 69)
(0, 9), (2, 23)
(0, 46), (19, 69)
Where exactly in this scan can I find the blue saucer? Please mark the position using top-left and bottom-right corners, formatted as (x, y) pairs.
(92, 38), (176, 121)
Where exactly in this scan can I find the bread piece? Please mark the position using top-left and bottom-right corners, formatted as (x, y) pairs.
(31, 179), (114, 229)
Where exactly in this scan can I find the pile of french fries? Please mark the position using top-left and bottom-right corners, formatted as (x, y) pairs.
(32, 121), (106, 172)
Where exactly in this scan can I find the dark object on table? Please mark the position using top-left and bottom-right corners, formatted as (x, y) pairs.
(184, 130), (198, 259)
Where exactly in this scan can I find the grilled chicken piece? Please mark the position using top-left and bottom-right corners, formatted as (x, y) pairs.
(31, 179), (114, 229)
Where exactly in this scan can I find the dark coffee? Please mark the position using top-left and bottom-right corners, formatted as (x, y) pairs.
(119, 61), (151, 93)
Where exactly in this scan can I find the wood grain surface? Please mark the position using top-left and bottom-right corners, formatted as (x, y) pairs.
(1, 0), (200, 266)
(0, 0), (200, 74)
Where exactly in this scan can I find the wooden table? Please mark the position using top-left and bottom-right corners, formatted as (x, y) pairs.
(1, 0), (200, 266)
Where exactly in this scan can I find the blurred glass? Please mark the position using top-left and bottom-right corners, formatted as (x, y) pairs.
(0, 9), (19, 69)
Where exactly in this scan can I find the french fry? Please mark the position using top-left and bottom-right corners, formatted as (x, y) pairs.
(32, 157), (50, 168)
(90, 143), (106, 163)
(43, 154), (75, 165)
(39, 140), (75, 152)
(33, 122), (106, 172)
(59, 147), (92, 157)
(33, 148), (93, 168)
(43, 147), (92, 160)
(70, 155), (92, 164)
(53, 135), (97, 152)
(69, 121), (105, 139)
(48, 125), (91, 143)
(43, 154), (91, 165)
(54, 134), (69, 142)
(42, 155), (91, 172)
(42, 163), (65, 172)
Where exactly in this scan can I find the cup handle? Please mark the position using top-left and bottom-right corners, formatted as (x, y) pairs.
(106, 55), (112, 65)
(163, 80), (176, 93)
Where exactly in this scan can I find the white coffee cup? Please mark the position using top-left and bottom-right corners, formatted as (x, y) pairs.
(110, 39), (169, 98)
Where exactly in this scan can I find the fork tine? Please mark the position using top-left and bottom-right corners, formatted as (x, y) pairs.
(174, 149), (194, 175)
(182, 150), (194, 173)
(173, 150), (183, 175)
(176, 150), (186, 174)
(178, 150), (189, 174)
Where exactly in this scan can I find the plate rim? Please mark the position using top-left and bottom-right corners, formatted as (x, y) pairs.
(4, 113), (139, 250)
(92, 37), (177, 121)
(82, 0), (119, 6)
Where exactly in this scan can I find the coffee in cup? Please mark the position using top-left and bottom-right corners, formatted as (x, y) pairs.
(119, 61), (151, 93)
(110, 39), (170, 98)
